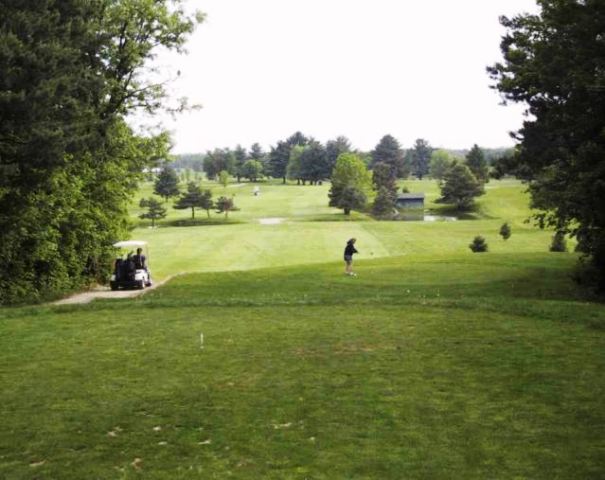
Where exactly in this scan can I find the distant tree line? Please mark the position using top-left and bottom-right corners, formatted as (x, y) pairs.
(175, 133), (511, 187)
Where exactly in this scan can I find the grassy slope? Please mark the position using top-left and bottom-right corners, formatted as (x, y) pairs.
(0, 254), (603, 479)
(133, 180), (556, 280)
(1, 179), (602, 479)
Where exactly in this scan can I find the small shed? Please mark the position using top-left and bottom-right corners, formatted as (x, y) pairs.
(396, 193), (425, 210)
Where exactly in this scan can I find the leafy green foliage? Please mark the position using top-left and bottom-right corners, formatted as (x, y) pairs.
(429, 149), (456, 180)
(440, 163), (485, 210)
(218, 170), (230, 188)
(469, 235), (488, 253)
(329, 153), (372, 215)
(215, 195), (236, 218)
(0, 0), (201, 304)
(139, 197), (167, 227)
(203, 149), (235, 180)
(489, 0), (605, 288)
(241, 160), (263, 182)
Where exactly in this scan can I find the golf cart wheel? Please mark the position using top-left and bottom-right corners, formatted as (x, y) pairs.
(138, 280), (145, 289)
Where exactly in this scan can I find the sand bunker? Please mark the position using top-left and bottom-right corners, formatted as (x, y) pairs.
(259, 218), (284, 225)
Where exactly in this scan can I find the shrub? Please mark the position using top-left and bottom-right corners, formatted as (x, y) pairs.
(550, 231), (568, 252)
(499, 222), (511, 240)
(469, 236), (488, 253)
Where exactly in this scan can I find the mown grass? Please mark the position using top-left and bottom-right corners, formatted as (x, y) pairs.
(1, 253), (604, 479)
(1, 179), (602, 479)
(130, 179), (559, 281)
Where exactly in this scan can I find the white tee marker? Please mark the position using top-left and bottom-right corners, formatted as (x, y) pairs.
(200, 333), (204, 349)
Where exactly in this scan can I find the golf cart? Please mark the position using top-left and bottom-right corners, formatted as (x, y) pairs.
(109, 240), (152, 290)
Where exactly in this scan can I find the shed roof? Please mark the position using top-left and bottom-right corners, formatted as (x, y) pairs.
(397, 193), (425, 200)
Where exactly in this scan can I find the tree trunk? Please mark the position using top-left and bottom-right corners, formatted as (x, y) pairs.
(282, 176), (286, 184)
(191, 207), (195, 219)
(344, 208), (351, 215)
(206, 209), (210, 218)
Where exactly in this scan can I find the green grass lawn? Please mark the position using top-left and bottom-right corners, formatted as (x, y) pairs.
(1, 178), (602, 479)
(1, 253), (603, 479)
(132, 179), (558, 280)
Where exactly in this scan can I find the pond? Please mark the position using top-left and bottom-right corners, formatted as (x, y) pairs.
(398, 212), (458, 222)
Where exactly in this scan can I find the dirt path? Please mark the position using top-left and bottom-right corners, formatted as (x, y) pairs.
(52, 275), (176, 305)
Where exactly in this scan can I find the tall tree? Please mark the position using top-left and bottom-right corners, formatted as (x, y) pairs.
(286, 145), (305, 184)
(241, 160), (263, 182)
(410, 138), (433, 179)
(371, 135), (404, 178)
(269, 141), (292, 183)
(329, 153), (372, 215)
(465, 144), (489, 183)
(233, 145), (247, 182)
(488, 0), (605, 288)
(173, 182), (209, 219)
(300, 140), (328, 184)
(203, 148), (235, 180)
(326, 136), (352, 175)
(154, 167), (180, 202)
(439, 163), (485, 210)
(248, 143), (266, 162)
(139, 198), (167, 227)
(0, 0), (201, 304)
(429, 150), (456, 180)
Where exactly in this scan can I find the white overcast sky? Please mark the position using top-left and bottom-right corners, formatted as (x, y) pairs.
(152, 0), (538, 154)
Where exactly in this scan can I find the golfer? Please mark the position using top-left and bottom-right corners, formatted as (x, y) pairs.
(344, 238), (358, 276)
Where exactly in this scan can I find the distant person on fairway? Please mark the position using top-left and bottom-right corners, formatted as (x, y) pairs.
(344, 238), (358, 276)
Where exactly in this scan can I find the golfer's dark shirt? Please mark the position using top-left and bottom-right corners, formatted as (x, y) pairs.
(133, 255), (146, 269)
(344, 244), (358, 256)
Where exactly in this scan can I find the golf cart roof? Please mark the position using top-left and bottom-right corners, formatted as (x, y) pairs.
(113, 240), (148, 248)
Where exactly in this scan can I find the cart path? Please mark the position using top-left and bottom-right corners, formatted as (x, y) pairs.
(52, 275), (179, 305)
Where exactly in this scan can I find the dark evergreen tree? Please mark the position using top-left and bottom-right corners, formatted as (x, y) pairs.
(139, 198), (167, 227)
(372, 162), (398, 193)
(154, 167), (180, 202)
(469, 236), (488, 253)
(440, 163), (485, 210)
(488, 0), (605, 288)
(173, 182), (208, 220)
(300, 140), (329, 184)
(326, 136), (352, 176)
(268, 141), (291, 183)
(233, 145), (247, 182)
(248, 143), (266, 162)
(466, 144), (489, 183)
(410, 138), (433, 179)
(371, 135), (404, 178)
(499, 222), (512, 240)
(372, 186), (397, 218)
